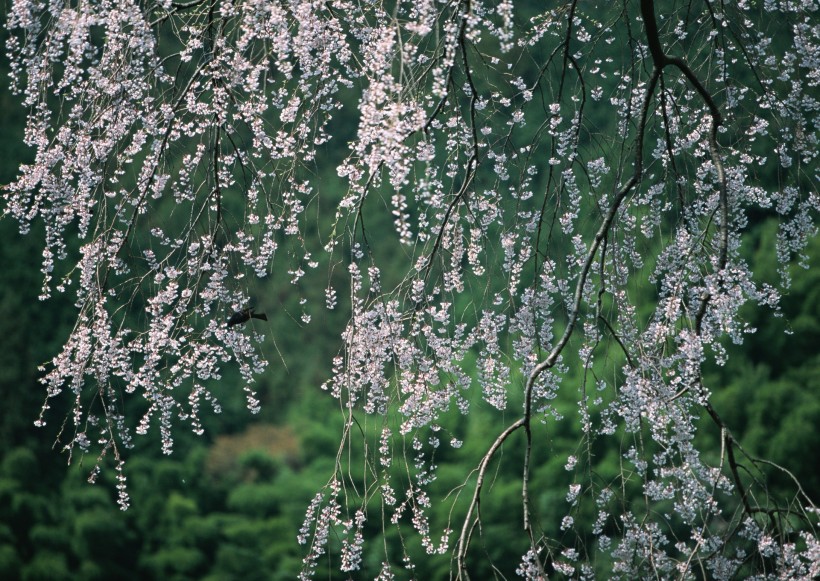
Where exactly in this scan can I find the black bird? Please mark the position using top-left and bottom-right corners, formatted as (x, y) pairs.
(227, 308), (268, 327)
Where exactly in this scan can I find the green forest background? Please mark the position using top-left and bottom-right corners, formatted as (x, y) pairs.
(1, 19), (819, 581)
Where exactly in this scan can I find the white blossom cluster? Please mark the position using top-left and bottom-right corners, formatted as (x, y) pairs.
(4, 0), (819, 577)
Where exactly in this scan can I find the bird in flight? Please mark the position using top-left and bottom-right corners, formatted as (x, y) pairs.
(227, 308), (268, 327)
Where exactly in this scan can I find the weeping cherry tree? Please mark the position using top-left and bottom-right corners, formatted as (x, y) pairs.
(3, 0), (820, 578)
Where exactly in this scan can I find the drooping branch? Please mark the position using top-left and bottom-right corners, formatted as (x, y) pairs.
(455, 418), (525, 580)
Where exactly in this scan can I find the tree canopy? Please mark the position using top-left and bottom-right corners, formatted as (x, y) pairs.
(3, 0), (819, 578)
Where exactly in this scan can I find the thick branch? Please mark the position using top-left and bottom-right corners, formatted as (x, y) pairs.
(456, 418), (525, 580)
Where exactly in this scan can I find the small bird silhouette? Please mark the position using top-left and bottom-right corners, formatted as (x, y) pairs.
(227, 308), (268, 327)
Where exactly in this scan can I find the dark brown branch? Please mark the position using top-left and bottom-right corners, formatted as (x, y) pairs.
(524, 67), (661, 418)
(641, 0), (722, 126)
(456, 418), (525, 579)
(640, 0), (667, 68)
(722, 427), (754, 516)
(599, 314), (635, 368)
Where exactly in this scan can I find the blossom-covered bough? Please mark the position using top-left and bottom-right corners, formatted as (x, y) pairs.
(4, 0), (819, 577)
